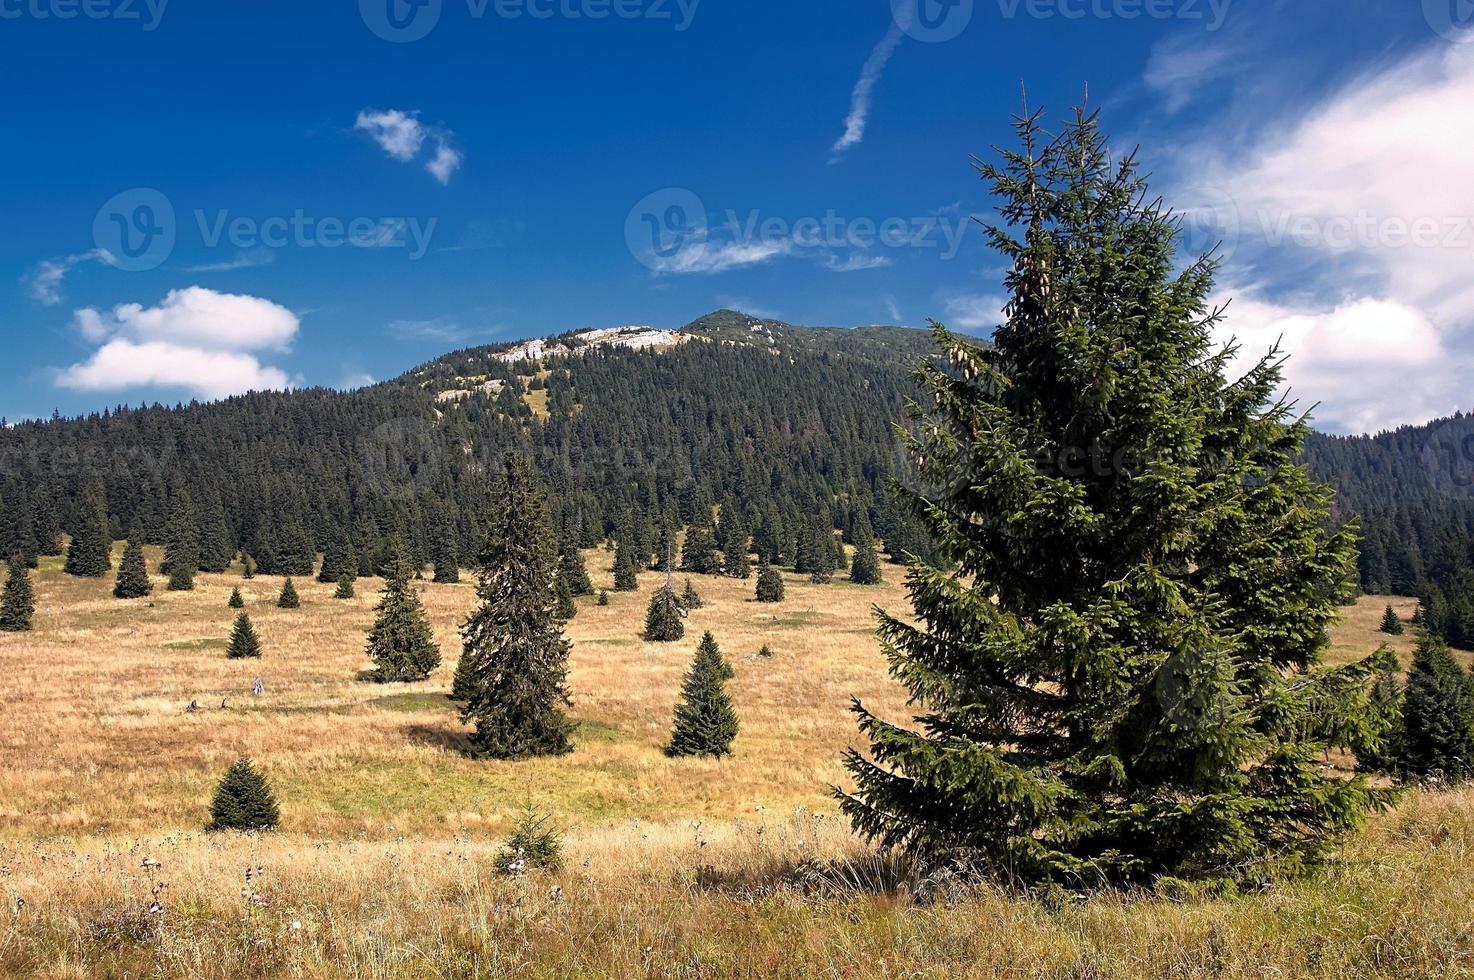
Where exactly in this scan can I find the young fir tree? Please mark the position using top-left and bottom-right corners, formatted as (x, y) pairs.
(366, 549), (441, 682)
(839, 108), (1387, 888)
(554, 572), (577, 621)
(644, 583), (685, 642)
(208, 758), (280, 832)
(1380, 604), (1404, 636)
(63, 488), (112, 578)
(848, 523), (884, 586)
(335, 573), (355, 599)
(612, 539), (639, 592)
(755, 562), (785, 603)
(596, 590), (610, 607)
(560, 542), (593, 596)
(680, 578), (704, 610)
(277, 578), (300, 609)
(241, 553), (257, 579)
(228, 586), (245, 609)
(680, 522), (721, 574)
(722, 513), (752, 579)
(113, 535), (153, 599)
(163, 493), (199, 591)
(432, 517), (460, 584)
(319, 531), (355, 584)
(459, 453), (575, 759)
(226, 612), (262, 659)
(1395, 632), (1474, 781)
(0, 557), (35, 632)
(666, 632), (738, 758)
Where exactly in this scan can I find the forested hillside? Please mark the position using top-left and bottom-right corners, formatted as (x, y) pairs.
(1306, 414), (1474, 644)
(0, 311), (937, 580)
(3, 307), (1473, 634)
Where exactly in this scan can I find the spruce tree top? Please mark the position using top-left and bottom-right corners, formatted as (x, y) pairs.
(841, 106), (1385, 887)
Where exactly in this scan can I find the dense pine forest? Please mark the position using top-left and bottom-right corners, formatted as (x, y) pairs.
(0, 311), (938, 582)
(3, 305), (1473, 636)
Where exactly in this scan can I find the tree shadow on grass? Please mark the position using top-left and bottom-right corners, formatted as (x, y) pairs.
(404, 723), (472, 754)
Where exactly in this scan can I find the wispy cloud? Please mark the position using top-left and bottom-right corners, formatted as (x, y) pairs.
(715, 296), (782, 320)
(187, 247), (275, 273)
(943, 293), (1007, 333)
(23, 249), (116, 306)
(355, 108), (463, 184)
(388, 317), (494, 344)
(651, 239), (794, 275)
(1178, 41), (1474, 432)
(825, 252), (892, 272)
(830, 22), (906, 162)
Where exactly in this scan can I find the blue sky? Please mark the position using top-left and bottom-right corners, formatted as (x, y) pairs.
(3, 0), (1471, 433)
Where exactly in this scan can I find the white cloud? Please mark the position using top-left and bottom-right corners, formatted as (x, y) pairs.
(58, 340), (291, 400)
(72, 286), (299, 351)
(57, 287), (299, 401)
(651, 239), (794, 275)
(830, 22), (905, 161)
(1215, 295), (1455, 435)
(355, 108), (463, 184)
(1180, 41), (1474, 433)
(943, 293), (1007, 332)
(426, 140), (463, 185)
(23, 249), (116, 306)
(355, 108), (427, 161)
(337, 372), (377, 390)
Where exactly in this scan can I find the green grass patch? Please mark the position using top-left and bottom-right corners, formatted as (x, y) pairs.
(368, 692), (454, 713)
(571, 718), (626, 744)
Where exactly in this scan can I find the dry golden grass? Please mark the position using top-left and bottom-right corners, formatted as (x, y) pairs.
(1, 550), (1469, 978)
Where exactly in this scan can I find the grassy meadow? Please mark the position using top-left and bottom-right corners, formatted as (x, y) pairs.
(1, 546), (1472, 978)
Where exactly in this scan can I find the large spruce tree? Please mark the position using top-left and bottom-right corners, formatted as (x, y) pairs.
(113, 534), (153, 599)
(63, 487), (112, 578)
(666, 631), (738, 758)
(840, 108), (1388, 887)
(459, 453), (574, 759)
(367, 547), (441, 682)
(0, 557), (35, 632)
